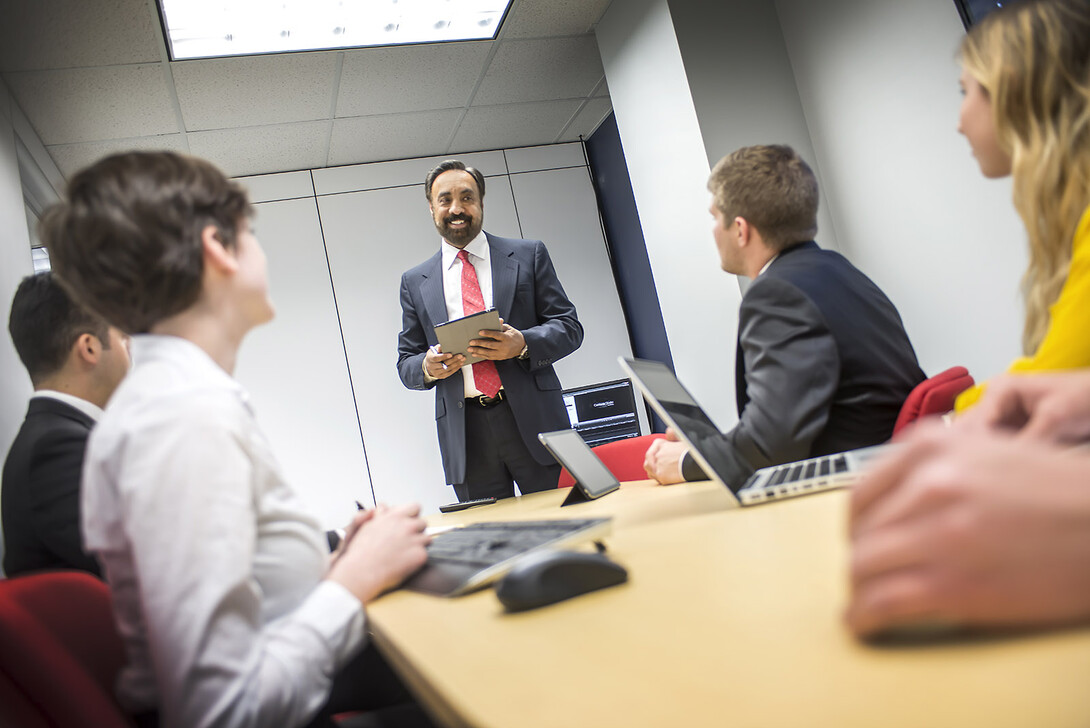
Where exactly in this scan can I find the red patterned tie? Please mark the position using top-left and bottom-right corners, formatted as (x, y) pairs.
(457, 250), (502, 398)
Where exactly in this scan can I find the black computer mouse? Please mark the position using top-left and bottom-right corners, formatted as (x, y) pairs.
(494, 549), (628, 612)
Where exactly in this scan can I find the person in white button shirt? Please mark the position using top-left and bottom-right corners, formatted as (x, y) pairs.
(43, 151), (432, 728)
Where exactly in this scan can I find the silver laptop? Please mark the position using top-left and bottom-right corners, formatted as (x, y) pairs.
(618, 357), (887, 507)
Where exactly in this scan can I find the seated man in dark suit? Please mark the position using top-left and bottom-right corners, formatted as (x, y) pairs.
(2, 272), (130, 576)
(644, 144), (925, 485)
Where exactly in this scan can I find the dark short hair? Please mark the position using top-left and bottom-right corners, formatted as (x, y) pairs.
(424, 159), (486, 202)
(707, 144), (819, 251)
(8, 272), (110, 386)
(41, 151), (251, 334)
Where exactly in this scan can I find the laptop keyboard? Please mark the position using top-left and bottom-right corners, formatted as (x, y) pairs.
(425, 519), (608, 569)
(740, 453), (849, 492)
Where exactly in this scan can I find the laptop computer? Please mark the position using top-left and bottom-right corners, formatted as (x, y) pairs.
(538, 429), (621, 507)
(403, 517), (612, 596)
(618, 357), (887, 507)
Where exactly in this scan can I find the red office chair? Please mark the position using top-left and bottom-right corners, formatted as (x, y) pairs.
(558, 433), (667, 487)
(0, 571), (134, 728)
(893, 366), (975, 436)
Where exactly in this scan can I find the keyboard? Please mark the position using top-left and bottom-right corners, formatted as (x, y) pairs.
(404, 518), (611, 596)
(736, 451), (861, 505)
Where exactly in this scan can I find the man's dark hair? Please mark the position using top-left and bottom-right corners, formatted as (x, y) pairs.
(707, 144), (819, 251)
(424, 159), (486, 202)
(8, 272), (110, 386)
(41, 151), (251, 334)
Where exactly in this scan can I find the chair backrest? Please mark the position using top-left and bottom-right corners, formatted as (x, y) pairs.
(0, 571), (133, 728)
(558, 433), (667, 487)
(893, 366), (975, 436)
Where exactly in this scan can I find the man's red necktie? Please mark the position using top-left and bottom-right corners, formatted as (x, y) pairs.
(457, 249), (502, 398)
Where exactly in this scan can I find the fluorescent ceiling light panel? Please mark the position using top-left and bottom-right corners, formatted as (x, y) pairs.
(158, 0), (512, 60)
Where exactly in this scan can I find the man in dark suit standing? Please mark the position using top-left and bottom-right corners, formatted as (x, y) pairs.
(398, 160), (583, 502)
(644, 145), (925, 486)
(2, 273), (130, 576)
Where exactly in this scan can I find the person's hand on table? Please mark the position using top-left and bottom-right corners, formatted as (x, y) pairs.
(327, 503), (431, 604)
(957, 370), (1090, 445)
(847, 420), (1090, 638)
(643, 428), (688, 485)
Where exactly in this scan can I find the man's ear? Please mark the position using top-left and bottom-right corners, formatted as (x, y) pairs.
(201, 224), (238, 275)
(735, 217), (752, 247)
(73, 332), (102, 367)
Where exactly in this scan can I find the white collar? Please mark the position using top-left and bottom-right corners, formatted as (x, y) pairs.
(757, 253), (780, 278)
(32, 390), (104, 421)
(442, 231), (489, 270)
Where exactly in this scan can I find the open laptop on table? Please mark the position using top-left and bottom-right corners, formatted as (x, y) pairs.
(618, 357), (888, 507)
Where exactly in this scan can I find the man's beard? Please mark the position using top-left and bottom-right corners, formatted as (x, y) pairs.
(436, 213), (482, 247)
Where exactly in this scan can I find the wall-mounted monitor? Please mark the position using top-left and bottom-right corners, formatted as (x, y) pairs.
(954, 0), (1022, 28)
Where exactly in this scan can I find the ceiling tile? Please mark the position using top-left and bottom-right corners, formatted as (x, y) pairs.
(473, 36), (603, 106)
(337, 42), (492, 118)
(328, 109), (462, 167)
(501, 0), (614, 38)
(187, 122), (329, 177)
(595, 77), (609, 98)
(47, 134), (190, 178)
(172, 53), (338, 131)
(4, 65), (180, 145)
(0, 0), (162, 73)
(563, 97), (613, 141)
(452, 100), (581, 152)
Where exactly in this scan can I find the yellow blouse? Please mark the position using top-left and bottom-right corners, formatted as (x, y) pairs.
(956, 203), (1090, 410)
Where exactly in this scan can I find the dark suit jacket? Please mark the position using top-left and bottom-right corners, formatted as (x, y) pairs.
(683, 241), (925, 484)
(397, 233), (584, 485)
(2, 397), (102, 577)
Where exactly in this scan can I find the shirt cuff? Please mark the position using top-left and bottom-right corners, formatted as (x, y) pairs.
(422, 356), (438, 384)
(300, 581), (368, 668)
(678, 450), (690, 481)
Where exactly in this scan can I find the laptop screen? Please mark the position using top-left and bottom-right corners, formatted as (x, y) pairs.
(619, 358), (743, 496)
(562, 378), (642, 447)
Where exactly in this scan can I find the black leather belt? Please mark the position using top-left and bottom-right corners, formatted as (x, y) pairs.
(468, 390), (506, 408)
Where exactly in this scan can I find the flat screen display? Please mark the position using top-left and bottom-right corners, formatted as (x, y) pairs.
(562, 378), (642, 447)
(954, 0), (1022, 28)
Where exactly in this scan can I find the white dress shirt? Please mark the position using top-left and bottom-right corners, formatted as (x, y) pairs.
(440, 231), (494, 398)
(82, 335), (365, 728)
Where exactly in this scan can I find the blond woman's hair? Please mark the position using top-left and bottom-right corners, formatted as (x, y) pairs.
(960, 0), (1090, 355)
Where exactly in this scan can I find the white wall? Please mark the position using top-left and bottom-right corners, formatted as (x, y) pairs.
(775, 0), (1026, 380)
(596, 0), (742, 432)
(0, 80), (37, 574)
(669, 0), (840, 254)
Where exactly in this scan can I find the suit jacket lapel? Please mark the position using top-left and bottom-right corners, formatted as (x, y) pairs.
(418, 252), (449, 330)
(488, 233), (519, 319)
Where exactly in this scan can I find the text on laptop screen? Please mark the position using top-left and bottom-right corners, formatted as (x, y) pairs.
(562, 379), (642, 447)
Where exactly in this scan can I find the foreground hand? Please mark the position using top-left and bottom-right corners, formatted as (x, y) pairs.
(957, 370), (1090, 445)
(847, 421), (1090, 637)
(467, 319), (525, 361)
(643, 429), (687, 484)
(327, 503), (431, 604)
(424, 345), (465, 379)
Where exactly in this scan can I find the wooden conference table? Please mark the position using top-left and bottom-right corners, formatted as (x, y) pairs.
(367, 480), (1090, 727)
